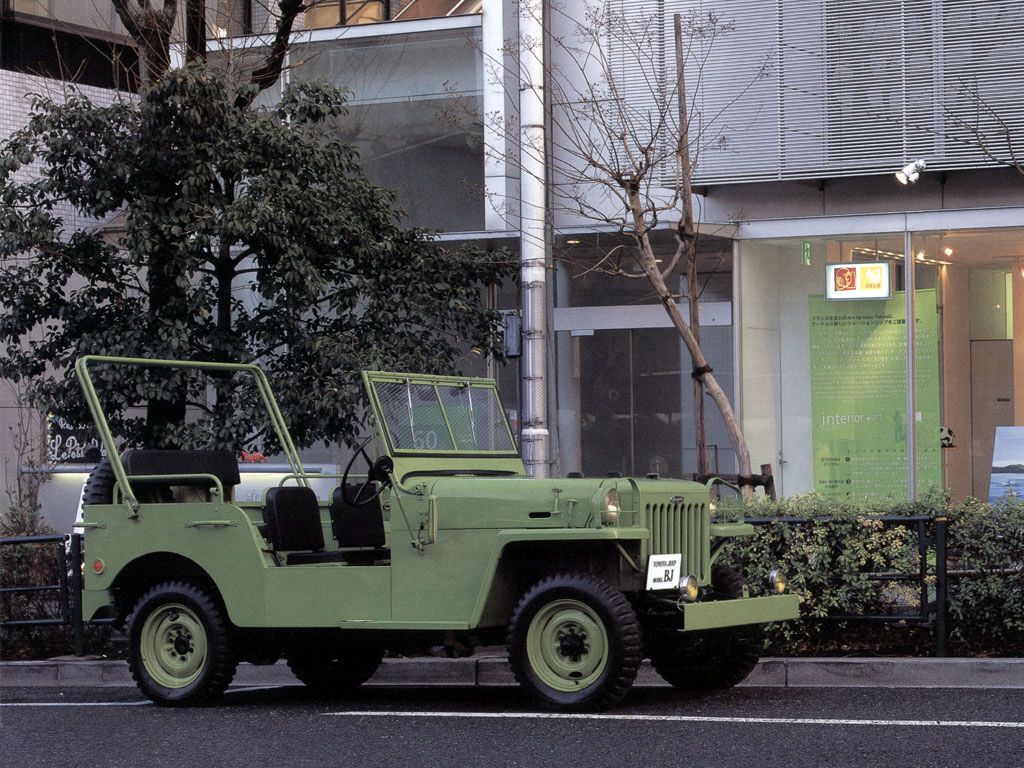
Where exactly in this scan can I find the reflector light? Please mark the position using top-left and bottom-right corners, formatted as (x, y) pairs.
(92, 559), (105, 575)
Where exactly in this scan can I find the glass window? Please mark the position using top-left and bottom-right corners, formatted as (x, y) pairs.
(374, 382), (455, 451)
(439, 386), (515, 451)
(292, 31), (484, 231)
(304, 0), (481, 29)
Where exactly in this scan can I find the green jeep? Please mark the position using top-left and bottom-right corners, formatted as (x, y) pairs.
(75, 355), (799, 710)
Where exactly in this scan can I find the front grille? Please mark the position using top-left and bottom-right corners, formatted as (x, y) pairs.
(643, 501), (711, 584)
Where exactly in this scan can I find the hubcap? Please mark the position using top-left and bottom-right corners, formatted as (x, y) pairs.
(139, 602), (208, 689)
(526, 599), (609, 692)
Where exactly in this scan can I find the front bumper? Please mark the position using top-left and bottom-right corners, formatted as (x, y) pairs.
(681, 594), (800, 632)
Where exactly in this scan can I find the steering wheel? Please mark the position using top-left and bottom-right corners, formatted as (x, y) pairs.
(341, 438), (394, 507)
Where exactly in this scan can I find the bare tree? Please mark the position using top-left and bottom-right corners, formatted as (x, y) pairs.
(473, 2), (771, 490)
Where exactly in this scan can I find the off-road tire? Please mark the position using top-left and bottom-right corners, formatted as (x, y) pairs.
(648, 565), (762, 691)
(81, 458), (115, 505)
(286, 641), (384, 694)
(126, 580), (237, 706)
(508, 572), (642, 711)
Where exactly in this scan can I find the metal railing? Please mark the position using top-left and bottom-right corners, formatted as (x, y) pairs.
(745, 514), (949, 656)
(0, 533), (86, 656)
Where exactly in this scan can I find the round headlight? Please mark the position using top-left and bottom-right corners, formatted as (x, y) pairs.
(678, 574), (700, 602)
(769, 569), (788, 594)
(601, 489), (620, 525)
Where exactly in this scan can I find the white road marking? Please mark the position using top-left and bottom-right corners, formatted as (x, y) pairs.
(323, 710), (1024, 729)
(1, 701), (151, 707)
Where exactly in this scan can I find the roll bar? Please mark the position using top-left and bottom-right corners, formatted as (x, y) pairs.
(74, 356), (306, 517)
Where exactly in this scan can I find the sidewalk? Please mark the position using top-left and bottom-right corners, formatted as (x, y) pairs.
(4, 656), (1024, 689)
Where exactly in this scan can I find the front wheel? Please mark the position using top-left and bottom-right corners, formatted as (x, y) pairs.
(648, 565), (762, 691)
(508, 573), (641, 711)
(126, 581), (236, 706)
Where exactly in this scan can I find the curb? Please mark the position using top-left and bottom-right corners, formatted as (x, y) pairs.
(3, 657), (1024, 690)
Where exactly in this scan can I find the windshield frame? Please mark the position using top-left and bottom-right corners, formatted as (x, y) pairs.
(362, 371), (520, 459)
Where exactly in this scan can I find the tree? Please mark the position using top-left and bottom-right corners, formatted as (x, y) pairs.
(476, 2), (769, 489)
(0, 67), (511, 452)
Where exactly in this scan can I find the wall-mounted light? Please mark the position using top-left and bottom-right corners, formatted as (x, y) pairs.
(943, 246), (954, 257)
(896, 159), (927, 185)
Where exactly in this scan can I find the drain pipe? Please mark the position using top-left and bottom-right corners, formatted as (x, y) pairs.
(519, 0), (550, 477)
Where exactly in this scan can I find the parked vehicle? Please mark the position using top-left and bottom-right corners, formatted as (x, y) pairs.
(75, 356), (799, 710)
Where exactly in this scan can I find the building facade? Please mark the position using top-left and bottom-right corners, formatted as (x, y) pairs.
(6, 1), (1024, 528)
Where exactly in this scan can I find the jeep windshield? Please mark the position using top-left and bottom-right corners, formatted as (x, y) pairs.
(363, 372), (519, 457)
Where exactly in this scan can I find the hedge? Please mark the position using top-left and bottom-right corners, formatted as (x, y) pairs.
(719, 492), (1024, 656)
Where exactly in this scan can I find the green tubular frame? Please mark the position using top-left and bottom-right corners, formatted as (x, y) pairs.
(75, 356), (307, 517)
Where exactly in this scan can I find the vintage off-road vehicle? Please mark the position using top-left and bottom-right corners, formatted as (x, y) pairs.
(75, 355), (799, 710)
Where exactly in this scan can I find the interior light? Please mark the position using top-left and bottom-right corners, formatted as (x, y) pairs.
(896, 159), (927, 185)
(566, 238), (581, 245)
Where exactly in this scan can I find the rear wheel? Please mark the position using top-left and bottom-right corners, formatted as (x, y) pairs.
(126, 581), (236, 706)
(648, 565), (762, 691)
(508, 573), (641, 711)
(286, 640), (384, 694)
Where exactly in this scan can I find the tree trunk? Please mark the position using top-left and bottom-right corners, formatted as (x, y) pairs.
(111, 0), (178, 86)
(626, 191), (753, 497)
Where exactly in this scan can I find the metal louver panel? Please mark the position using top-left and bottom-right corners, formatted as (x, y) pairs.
(604, 0), (1024, 185)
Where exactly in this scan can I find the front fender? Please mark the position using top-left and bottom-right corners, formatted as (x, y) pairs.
(468, 528), (648, 628)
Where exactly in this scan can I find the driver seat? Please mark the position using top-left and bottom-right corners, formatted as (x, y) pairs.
(329, 485), (390, 565)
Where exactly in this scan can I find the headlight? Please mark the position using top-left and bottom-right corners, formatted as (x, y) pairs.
(769, 569), (788, 594)
(678, 574), (699, 602)
(601, 488), (620, 525)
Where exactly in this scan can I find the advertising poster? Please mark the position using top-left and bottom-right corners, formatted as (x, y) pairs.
(988, 426), (1024, 502)
(809, 289), (941, 499)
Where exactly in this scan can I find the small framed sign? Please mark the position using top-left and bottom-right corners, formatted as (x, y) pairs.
(645, 553), (682, 591)
(825, 261), (891, 301)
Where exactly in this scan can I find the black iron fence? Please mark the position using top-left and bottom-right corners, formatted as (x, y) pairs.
(0, 533), (86, 656)
(0, 515), (967, 659)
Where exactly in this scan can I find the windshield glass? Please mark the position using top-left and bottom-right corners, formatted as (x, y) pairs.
(372, 379), (516, 454)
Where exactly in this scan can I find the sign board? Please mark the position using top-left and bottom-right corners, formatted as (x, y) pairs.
(802, 241), (812, 266)
(809, 290), (941, 499)
(824, 261), (891, 301)
(645, 553), (682, 591)
(47, 414), (104, 463)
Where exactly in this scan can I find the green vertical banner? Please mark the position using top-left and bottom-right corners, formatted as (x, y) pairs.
(809, 289), (941, 499)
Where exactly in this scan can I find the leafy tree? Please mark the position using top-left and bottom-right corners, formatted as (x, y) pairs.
(0, 67), (511, 452)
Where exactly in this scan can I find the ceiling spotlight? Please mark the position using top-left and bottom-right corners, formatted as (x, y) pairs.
(896, 159), (927, 185)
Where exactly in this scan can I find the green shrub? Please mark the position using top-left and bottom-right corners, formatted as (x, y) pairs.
(946, 496), (1024, 653)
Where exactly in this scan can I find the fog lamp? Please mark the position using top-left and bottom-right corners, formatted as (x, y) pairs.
(679, 574), (699, 602)
(769, 569), (788, 594)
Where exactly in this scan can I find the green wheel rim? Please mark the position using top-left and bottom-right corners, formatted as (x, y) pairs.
(526, 598), (608, 692)
(139, 602), (208, 689)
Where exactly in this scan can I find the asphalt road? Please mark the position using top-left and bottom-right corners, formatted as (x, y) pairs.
(3, 684), (1024, 768)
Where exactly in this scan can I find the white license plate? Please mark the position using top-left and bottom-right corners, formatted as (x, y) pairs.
(645, 553), (682, 591)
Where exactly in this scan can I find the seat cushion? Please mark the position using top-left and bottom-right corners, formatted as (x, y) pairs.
(264, 486), (325, 552)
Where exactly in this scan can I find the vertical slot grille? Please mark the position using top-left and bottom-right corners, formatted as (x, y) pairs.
(644, 501), (710, 583)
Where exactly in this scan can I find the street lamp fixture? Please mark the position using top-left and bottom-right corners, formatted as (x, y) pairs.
(896, 159), (927, 185)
